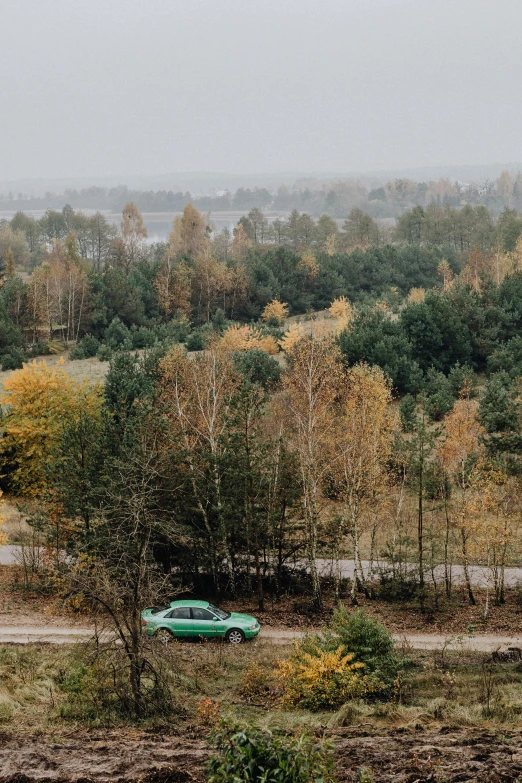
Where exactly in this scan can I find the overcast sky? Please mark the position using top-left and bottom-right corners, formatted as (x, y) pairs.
(2, 0), (522, 182)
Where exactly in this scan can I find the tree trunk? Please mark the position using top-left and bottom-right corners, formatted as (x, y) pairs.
(461, 527), (476, 605)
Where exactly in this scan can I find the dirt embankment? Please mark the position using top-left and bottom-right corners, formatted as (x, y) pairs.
(0, 727), (521, 782)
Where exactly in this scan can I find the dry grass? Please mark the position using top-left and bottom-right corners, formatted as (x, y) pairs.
(1, 497), (32, 543)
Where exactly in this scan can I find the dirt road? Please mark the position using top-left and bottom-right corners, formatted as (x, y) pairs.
(0, 618), (520, 652)
(6, 546), (522, 588)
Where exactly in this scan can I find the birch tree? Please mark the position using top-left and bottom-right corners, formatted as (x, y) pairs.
(282, 336), (345, 607)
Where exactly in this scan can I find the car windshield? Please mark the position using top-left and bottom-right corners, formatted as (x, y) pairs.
(150, 606), (169, 615)
(208, 603), (230, 620)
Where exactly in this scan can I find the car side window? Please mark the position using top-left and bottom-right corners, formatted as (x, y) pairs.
(167, 607), (191, 619)
(192, 608), (214, 621)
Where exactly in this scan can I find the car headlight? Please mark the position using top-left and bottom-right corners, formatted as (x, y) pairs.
(248, 624), (258, 630)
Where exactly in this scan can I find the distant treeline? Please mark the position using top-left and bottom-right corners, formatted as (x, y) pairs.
(3, 168), (522, 217)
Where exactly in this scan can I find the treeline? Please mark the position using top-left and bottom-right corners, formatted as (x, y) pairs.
(239, 203), (522, 254)
(0, 202), (460, 369)
(4, 199), (522, 372)
(4, 168), (522, 217)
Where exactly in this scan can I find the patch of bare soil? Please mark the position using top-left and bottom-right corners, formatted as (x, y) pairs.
(334, 726), (522, 782)
(1, 728), (522, 782)
(0, 730), (209, 783)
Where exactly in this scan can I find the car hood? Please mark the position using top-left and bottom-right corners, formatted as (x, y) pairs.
(228, 612), (258, 625)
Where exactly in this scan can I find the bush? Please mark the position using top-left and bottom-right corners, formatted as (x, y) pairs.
(1, 348), (25, 370)
(104, 317), (132, 349)
(68, 344), (85, 360)
(424, 369), (455, 421)
(60, 650), (178, 723)
(238, 662), (274, 704)
(276, 643), (374, 710)
(233, 349), (282, 388)
(69, 334), (100, 360)
(96, 344), (113, 362)
(303, 606), (407, 699)
(377, 572), (419, 603)
(207, 722), (336, 783)
(328, 606), (395, 672)
(130, 325), (156, 349)
(185, 325), (212, 351)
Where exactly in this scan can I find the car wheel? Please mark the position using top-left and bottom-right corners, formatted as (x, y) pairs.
(156, 628), (173, 644)
(226, 628), (245, 645)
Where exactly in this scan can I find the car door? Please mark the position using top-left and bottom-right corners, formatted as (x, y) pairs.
(165, 606), (193, 637)
(191, 607), (221, 638)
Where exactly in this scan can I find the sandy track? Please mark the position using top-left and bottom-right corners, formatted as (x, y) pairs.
(0, 620), (520, 652)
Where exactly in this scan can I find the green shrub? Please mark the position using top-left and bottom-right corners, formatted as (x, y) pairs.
(104, 317), (132, 349)
(377, 571), (419, 603)
(309, 606), (407, 697)
(70, 334), (100, 360)
(130, 325), (156, 349)
(59, 652), (177, 723)
(424, 369), (455, 421)
(329, 606), (394, 668)
(186, 323), (214, 351)
(1, 348), (25, 370)
(68, 344), (85, 360)
(207, 722), (336, 783)
(96, 344), (113, 362)
(233, 349), (282, 388)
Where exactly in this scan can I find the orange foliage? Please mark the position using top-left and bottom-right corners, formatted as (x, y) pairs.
(0, 360), (102, 496)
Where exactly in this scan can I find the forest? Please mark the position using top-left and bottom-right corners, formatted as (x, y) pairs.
(3, 200), (522, 779)
(2, 199), (522, 608)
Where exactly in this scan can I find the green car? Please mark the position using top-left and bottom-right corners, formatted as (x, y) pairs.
(141, 599), (260, 644)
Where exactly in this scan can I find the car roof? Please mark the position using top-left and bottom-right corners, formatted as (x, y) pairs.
(169, 599), (210, 608)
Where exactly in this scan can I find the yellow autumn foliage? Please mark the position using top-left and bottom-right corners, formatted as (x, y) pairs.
(0, 360), (102, 497)
(408, 287), (426, 303)
(262, 299), (289, 325)
(299, 252), (319, 278)
(279, 322), (305, 353)
(220, 324), (279, 354)
(276, 644), (367, 710)
(328, 296), (353, 333)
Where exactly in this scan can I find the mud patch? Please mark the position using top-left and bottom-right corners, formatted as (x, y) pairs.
(334, 727), (522, 782)
(1, 727), (522, 782)
(0, 731), (208, 782)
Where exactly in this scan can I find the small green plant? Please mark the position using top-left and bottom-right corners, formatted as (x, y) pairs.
(356, 768), (375, 783)
(207, 722), (336, 783)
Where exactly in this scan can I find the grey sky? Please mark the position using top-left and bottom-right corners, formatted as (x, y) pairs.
(2, 0), (522, 182)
